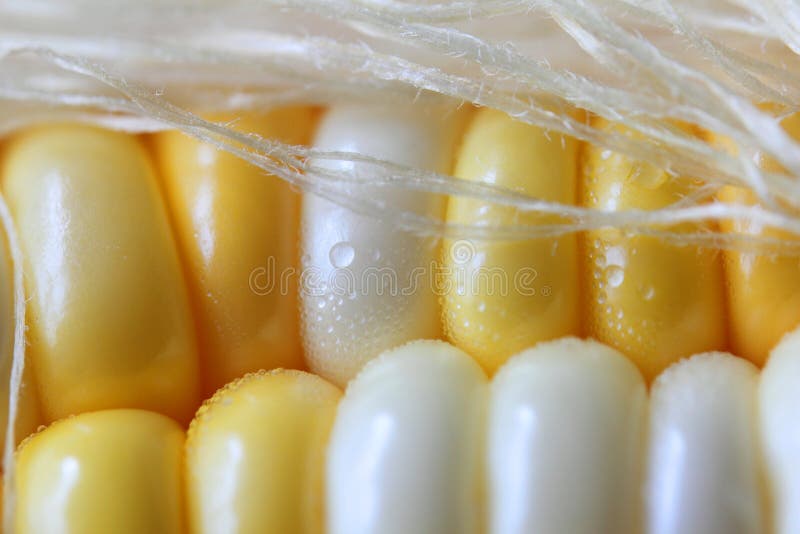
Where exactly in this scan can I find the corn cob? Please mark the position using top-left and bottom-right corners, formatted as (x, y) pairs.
(1, 104), (800, 533)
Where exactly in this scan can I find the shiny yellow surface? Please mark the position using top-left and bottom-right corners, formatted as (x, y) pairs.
(15, 409), (186, 534)
(0, 219), (40, 452)
(186, 369), (341, 534)
(711, 114), (800, 366)
(581, 118), (727, 380)
(154, 108), (313, 395)
(1, 125), (199, 423)
(444, 109), (580, 373)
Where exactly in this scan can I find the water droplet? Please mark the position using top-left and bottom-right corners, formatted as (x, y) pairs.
(607, 266), (624, 288)
(329, 242), (355, 268)
(477, 302), (486, 312)
(642, 285), (655, 301)
(601, 149), (612, 160)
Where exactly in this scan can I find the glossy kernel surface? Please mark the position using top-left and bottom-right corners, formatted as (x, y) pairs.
(15, 409), (186, 534)
(444, 109), (581, 373)
(1, 125), (200, 423)
(581, 118), (727, 380)
(155, 108), (314, 394)
(186, 369), (341, 534)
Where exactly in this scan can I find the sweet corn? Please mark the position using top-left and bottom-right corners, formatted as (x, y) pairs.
(154, 108), (314, 395)
(707, 113), (800, 366)
(10, 334), (793, 533)
(326, 340), (487, 534)
(489, 338), (645, 534)
(186, 369), (340, 534)
(581, 118), (727, 380)
(1, 125), (200, 424)
(300, 103), (464, 387)
(15, 409), (185, 534)
(760, 327), (800, 534)
(443, 108), (581, 373)
(646, 353), (764, 534)
(3, 105), (800, 533)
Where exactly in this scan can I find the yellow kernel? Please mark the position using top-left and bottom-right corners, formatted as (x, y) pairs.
(1, 125), (199, 423)
(186, 369), (341, 534)
(581, 118), (727, 380)
(443, 108), (580, 373)
(708, 113), (800, 366)
(15, 409), (186, 534)
(153, 108), (315, 395)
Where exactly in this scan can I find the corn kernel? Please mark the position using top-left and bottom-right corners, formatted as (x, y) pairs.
(489, 337), (645, 534)
(326, 340), (486, 534)
(581, 118), (727, 380)
(0, 125), (200, 423)
(186, 369), (341, 534)
(760, 327), (800, 534)
(300, 104), (464, 387)
(709, 114), (800, 366)
(154, 108), (314, 395)
(646, 353), (764, 534)
(444, 108), (580, 373)
(15, 410), (185, 534)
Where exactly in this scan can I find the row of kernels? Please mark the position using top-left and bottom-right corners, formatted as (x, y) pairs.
(302, 104), (800, 388)
(15, 331), (800, 533)
(1, 103), (798, 433)
(0, 108), (314, 432)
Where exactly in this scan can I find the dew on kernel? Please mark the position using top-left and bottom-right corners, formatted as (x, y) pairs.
(329, 241), (356, 268)
(607, 266), (625, 288)
(595, 254), (607, 269)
